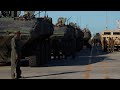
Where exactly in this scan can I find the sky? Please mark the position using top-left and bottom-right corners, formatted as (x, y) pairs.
(20, 11), (120, 35)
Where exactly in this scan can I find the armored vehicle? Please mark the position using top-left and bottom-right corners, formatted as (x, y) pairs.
(0, 12), (54, 67)
(101, 30), (120, 52)
(69, 22), (84, 51)
(22, 16), (54, 66)
(0, 17), (34, 63)
(50, 17), (76, 60)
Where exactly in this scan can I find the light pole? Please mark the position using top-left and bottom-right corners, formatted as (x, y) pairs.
(80, 16), (81, 27)
(39, 11), (40, 17)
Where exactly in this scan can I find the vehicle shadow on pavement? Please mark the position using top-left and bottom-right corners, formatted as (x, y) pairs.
(42, 46), (115, 67)
(44, 56), (115, 67)
(23, 70), (90, 79)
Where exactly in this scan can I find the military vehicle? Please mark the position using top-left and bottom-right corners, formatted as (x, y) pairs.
(50, 17), (76, 60)
(0, 11), (91, 67)
(0, 11), (54, 67)
(22, 16), (54, 66)
(92, 33), (101, 46)
(101, 30), (120, 52)
(69, 22), (84, 51)
(0, 17), (34, 63)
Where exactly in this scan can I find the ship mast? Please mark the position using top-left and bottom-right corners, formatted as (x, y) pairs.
(34, 11), (43, 17)
(39, 11), (40, 17)
(67, 17), (72, 25)
(77, 16), (78, 26)
(106, 11), (108, 30)
(44, 11), (47, 17)
(80, 16), (81, 27)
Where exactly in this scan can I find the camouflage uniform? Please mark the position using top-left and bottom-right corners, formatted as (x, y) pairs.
(110, 38), (114, 52)
(107, 38), (114, 52)
(11, 32), (22, 79)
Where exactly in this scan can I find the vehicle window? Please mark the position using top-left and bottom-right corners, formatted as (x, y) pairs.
(113, 32), (120, 35)
(104, 32), (111, 35)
